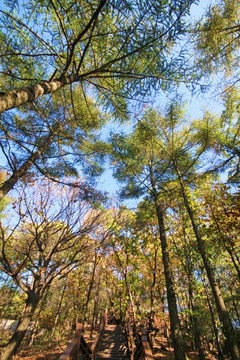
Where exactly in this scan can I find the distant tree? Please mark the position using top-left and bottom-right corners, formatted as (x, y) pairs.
(110, 107), (187, 360)
(202, 184), (240, 281)
(0, 177), (103, 360)
(134, 202), (162, 318)
(111, 102), (240, 359)
(193, 88), (240, 183)
(148, 103), (240, 360)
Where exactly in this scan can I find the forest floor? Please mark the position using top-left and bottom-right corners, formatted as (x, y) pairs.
(11, 328), (98, 360)
(2, 326), (220, 360)
(12, 344), (66, 360)
(152, 330), (219, 360)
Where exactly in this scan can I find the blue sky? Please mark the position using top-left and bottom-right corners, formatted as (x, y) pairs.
(95, 0), (223, 206)
(0, 0), (225, 210)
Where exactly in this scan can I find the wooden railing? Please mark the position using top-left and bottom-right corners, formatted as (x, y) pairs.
(125, 309), (155, 360)
(59, 308), (155, 360)
(58, 323), (91, 360)
(90, 308), (108, 359)
(140, 328), (155, 360)
(58, 309), (108, 360)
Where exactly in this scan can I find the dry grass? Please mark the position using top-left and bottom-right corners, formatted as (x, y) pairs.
(152, 330), (220, 360)
(12, 326), (99, 360)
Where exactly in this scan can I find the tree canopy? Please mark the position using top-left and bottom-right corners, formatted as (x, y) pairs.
(0, 1), (240, 360)
(0, 0), (195, 114)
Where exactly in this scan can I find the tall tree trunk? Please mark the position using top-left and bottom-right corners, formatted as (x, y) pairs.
(90, 276), (101, 339)
(150, 168), (186, 360)
(171, 218), (205, 359)
(126, 280), (137, 321)
(157, 287), (171, 346)
(155, 201), (186, 360)
(200, 272), (224, 360)
(225, 244), (240, 281)
(1, 294), (39, 360)
(119, 291), (122, 323)
(115, 250), (137, 321)
(175, 167), (240, 360)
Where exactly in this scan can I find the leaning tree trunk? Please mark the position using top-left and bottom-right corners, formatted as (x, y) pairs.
(175, 168), (240, 360)
(1, 294), (39, 360)
(0, 1), (108, 114)
(0, 130), (57, 201)
(150, 169), (186, 360)
(0, 75), (80, 114)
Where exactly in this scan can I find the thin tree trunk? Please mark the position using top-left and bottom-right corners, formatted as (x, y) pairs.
(28, 318), (39, 348)
(188, 281), (205, 360)
(225, 245), (240, 281)
(1, 294), (39, 360)
(115, 250), (137, 321)
(171, 219), (205, 359)
(157, 289), (171, 347)
(90, 276), (101, 339)
(155, 202), (186, 360)
(150, 247), (157, 319)
(119, 291), (122, 323)
(51, 282), (67, 338)
(230, 288), (240, 323)
(83, 252), (98, 327)
(127, 282), (136, 321)
(175, 167), (240, 360)
(149, 168), (186, 360)
(200, 272), (224, 360)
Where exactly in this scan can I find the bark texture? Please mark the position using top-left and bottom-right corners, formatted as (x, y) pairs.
(1, 295), (39, 360)
(155, 202), (186, 360)
(0, 75), (79, 114)
(150, 168), (186, 360)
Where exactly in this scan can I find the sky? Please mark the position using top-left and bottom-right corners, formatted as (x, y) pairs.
(0, 0), (226, 211)
(95, 0), (223, 205)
